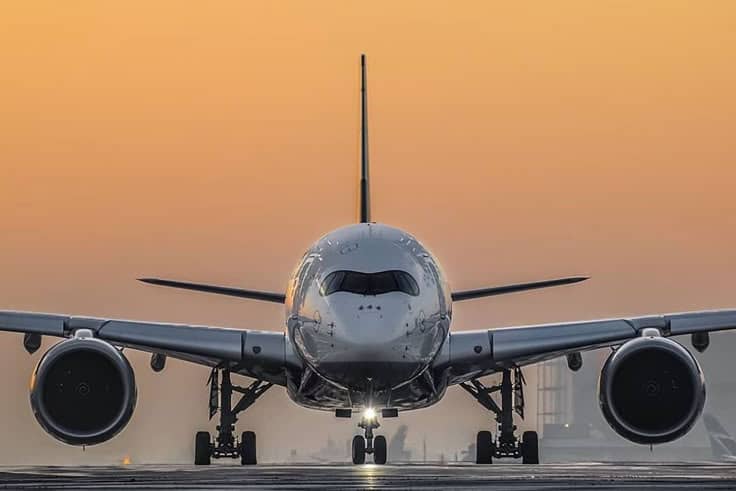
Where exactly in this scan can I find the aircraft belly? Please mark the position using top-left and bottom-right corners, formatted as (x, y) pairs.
(286, 366), (447, 411)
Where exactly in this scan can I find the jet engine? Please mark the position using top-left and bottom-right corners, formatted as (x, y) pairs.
(30, 331), (137, 445)
(598, 333), (705, 445)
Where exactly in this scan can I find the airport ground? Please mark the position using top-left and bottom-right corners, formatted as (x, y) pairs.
(0, 462), (735, 490)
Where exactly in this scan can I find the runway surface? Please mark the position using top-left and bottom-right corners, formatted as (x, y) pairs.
(1, 463), (735, 490)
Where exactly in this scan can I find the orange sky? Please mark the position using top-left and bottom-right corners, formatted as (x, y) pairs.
(1, 1), (735, 463)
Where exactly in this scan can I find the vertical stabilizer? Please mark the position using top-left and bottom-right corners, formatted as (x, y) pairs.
(359, 54), (371, 223)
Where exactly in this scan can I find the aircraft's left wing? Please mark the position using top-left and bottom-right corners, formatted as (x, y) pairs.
(0, 311), (297, 385)
(434, 309), (736, 385)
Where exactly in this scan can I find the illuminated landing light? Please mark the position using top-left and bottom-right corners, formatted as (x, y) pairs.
(363, 408), (377, 421)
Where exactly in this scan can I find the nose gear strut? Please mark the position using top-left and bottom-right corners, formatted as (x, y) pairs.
(460, 367), (539, 464)
(352, 412), (387, 465)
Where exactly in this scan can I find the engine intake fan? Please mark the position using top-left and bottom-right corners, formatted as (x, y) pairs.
(30, 331), (137, 446)
(598, 333), (705, 445)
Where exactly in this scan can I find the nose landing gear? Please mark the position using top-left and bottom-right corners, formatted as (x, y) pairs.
(461, 368), (539, 464)
(194, 369), (272, 465)
(352, 412), (387, 464)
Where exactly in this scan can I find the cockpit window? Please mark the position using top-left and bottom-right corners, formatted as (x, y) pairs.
(320, 270), (420, 296)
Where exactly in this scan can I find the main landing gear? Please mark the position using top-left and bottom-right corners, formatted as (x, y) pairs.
(352, 411), (387, 465)
(194, 369), (272, 465)
(460, 368), (539, 464)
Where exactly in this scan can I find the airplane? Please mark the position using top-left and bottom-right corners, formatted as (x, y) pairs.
(703, 414), (736, 461)
(1, 54), (735, 467)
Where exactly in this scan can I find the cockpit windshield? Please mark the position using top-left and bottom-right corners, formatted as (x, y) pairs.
(320, 270), (420, 297)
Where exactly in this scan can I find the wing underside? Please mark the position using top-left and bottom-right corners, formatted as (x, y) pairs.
(3, 308), (736, 389)
(435, 309), (736, 385)
(0, 311), (296, 385)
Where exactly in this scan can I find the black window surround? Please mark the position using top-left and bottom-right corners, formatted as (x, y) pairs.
(320, 270), (420, 297)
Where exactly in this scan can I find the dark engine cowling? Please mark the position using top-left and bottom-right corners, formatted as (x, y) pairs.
(30, 333), (137, 445)
(598, 334), (705, 445)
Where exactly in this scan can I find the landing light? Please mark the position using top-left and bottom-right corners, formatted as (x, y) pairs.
(363, 408), (377, 421)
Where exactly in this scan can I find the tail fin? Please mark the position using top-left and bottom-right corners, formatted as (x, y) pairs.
(703, 413), (736, 460)
(359, 54), (371, 223)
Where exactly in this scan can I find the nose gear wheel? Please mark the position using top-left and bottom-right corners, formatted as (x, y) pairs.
(352, 411), (387, 464)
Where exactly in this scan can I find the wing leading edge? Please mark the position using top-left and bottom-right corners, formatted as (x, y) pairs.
(434, 309), (736, 385)
(0, 311), (297, 385)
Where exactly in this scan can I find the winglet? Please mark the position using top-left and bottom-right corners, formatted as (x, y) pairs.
(359, 54), (371, 223)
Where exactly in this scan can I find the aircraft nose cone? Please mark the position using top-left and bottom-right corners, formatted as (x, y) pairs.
(297, 299), (429, 389)
(332, 303), (406, 357)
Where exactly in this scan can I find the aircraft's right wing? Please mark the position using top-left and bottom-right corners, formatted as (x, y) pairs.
(0, 311), (299, 385)
(434, 309), (736, 385)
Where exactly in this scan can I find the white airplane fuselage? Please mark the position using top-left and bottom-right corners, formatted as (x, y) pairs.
(285, 222), (452, 411)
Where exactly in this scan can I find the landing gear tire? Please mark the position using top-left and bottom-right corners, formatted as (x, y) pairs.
(195, 431), (211, 465)
(521, 431), (539, 464)
(352, 435), (366, 465)
(240, 431), (257, 465)
(476, 431), (493, 464)
(373, 435), (387, 465)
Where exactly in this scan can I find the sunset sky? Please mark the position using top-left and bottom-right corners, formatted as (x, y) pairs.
(1, 1), (735, 463)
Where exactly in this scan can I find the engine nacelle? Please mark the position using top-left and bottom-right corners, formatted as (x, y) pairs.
(598, 334), (705, 445)
(30, 332), (137, 445)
